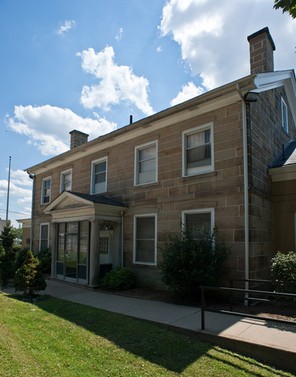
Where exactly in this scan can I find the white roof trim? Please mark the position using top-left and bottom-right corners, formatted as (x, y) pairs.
(269, 163), (296, 182)
(253, 70), (296, 122)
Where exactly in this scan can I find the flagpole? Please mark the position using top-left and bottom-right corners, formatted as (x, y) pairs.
(6, 155), (11, 225)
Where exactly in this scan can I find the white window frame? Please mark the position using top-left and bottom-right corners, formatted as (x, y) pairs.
(41, 177), (52, 205)
(39, 223), (49, 250)
(90, 157), (108, 194)
(134, 141), (158, 186)
(60, 169), (72, 192)
(182, 123), (214, 177)
(133, 214), (157, 266)
(182, 208), (215, 234)
(281, 97), (288, 134)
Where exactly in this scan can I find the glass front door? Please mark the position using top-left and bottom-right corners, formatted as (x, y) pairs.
(65, 223), (78, 279)
(99, 231), (113, 265)
(56, 221), (89, 283)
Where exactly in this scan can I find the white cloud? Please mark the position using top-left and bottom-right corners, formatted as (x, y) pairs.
(160, 0), (296, 90)
(0, 169), (32, 221)
(78, 46), (154, 116)
(10, 170), (32, 187)
(115, 27), (124, 41)
(7, 105), (117, 156)
(170, 81), (204, 106)
(57, 20), (76, 35)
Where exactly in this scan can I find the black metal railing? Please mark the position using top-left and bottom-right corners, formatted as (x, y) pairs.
(200, 285), (296, 330)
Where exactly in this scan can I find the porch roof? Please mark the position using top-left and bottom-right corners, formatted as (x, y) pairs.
(70, 191), (127, 208)
(44, 191), (127, 222)
(269, 141), (296, 168)
(269, 140), (296, 182)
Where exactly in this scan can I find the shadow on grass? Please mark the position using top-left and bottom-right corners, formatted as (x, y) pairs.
(4, 293), (284, 376)
(7, 293), (209, 374)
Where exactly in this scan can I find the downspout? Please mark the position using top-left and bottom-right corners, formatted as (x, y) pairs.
(29, 173), (35, 251)
(121, 211), (124, 267)
(236, 86), (250, 303)
(242, 99), (250, 302)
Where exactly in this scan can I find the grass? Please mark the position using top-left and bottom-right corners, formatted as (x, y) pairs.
(0, 293), (293, 377)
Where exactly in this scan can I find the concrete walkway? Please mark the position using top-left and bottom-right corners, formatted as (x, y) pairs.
(2, 279), (296, 374)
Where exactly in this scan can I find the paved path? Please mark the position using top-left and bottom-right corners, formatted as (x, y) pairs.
(2, 279), (296, 374)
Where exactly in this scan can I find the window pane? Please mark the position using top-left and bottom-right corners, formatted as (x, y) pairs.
(137, 217), (155, 239)
(43, 179), (51, 203)
(281, 99), (288, 133)
(67, 223), (78, 234)
(40, 240), (47, 250)
(99, 236), (109, 255)
(139, 159), (155, 173)
(135, 217), (155, 264)
(187, 145), (211, 168)
(95, 172), (106, 184)
(40, 224), (48, 239)
(136, 144), (156, 184)
(93, 161), (106, 193)
(62, 172), (71, 191)
(79, 221), (88, 264)
(185, 128), (212, 174)
(95, 161), (106, 173)
(139, 146), (155, 161)
(40, 224), (49, 250)
(136, 240), (155, 263)
(186, 213), (211, 235)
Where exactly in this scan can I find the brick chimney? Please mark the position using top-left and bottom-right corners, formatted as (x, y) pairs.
(69, 130), (89, 149)
(247, 27), (275, 74)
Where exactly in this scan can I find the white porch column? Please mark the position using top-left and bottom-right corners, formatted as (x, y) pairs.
(89, 219), (100, 286)
(50, 222), (56, 278)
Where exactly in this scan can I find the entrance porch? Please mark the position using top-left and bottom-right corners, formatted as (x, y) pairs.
(44, 191), (126, 286)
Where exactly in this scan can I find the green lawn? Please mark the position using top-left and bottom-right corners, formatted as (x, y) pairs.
(0, 293), (293, 377)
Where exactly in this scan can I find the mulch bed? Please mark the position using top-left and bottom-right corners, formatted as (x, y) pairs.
(95, 286), (296, 322)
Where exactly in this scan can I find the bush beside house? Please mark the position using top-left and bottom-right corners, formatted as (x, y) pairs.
(104, 267), (137, 290)
(271, 251), (296, 293)
(161, 228), (230, 298)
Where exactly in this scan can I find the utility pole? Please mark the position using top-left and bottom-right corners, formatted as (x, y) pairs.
(6, 155), (11, 225)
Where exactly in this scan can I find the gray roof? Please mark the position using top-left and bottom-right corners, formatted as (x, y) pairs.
(71, 192), (127, 208)
(269, 141), (296, 168)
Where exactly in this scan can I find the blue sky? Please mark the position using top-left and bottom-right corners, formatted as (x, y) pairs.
(0, 0), (295, 226)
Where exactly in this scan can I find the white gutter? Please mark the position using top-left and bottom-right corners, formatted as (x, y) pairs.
(121, 211), (124, 268)
(237, 85), (250, 302)
(242, 99), (250, 300)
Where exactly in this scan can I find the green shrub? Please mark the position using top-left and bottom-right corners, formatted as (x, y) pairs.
(35, 249), (51, 274)
(15, 248), (30, 271)
(161, 228), (230, 298)
(0, 245), (15, 287)
(14, 250), (47, 296)
(0, 225), (16, 252)
(104, 267), (137, 290)
(271, 251), (296, 293)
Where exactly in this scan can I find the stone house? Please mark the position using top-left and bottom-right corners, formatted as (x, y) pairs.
(26, 28), (296, 288)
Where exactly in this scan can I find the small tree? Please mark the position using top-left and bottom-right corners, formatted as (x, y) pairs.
(14, 250), (47, 296)
(0, 224), (16, 286)
(0, 245), (16, 286)
(271, 251), (296, 293)
(0, 224), (16, 252)
(0, 246), (5, 287)
(161, 228), (230, 298)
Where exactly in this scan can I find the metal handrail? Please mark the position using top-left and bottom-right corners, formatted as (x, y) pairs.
(200, 285), (296, 330)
